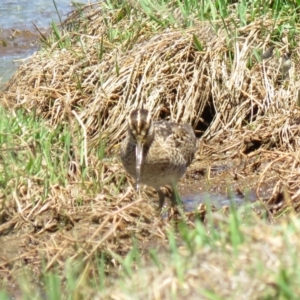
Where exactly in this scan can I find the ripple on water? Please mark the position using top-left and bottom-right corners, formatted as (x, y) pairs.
(0, 0), (74, 30)
(0, 0), (97, 88)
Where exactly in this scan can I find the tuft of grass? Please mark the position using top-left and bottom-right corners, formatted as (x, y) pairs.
(44, 272), (61, 300)
(0, 107), (72, 201)
(229, 200), (244, 251)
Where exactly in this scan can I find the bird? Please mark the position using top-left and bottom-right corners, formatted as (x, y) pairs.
(120, 108), (198, 210)
(261, 46), (275, 60)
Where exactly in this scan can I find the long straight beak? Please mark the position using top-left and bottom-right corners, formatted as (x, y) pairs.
(135, 140), (143, 191)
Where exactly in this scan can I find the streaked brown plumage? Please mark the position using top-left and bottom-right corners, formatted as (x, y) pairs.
(120, 109), (198, 209)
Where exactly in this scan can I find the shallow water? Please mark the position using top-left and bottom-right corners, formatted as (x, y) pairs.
(0, 0), (74, 30)
(182, 190), (257, 212)
(0, 0), (95, 88)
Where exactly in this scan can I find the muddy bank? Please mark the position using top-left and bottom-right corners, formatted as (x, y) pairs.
(0, 28), (41, 88)
(0, 28), (40, 55)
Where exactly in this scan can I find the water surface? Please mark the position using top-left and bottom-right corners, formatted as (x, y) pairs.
(0, 0), (95, 88)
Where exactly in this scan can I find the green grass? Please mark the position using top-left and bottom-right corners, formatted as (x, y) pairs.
(0, 104), (111, 213)
(38, 0), (300, 86)
(2, 0), (300, 298)
(0, 107), (70, 199)
(2, 205), (300, 299)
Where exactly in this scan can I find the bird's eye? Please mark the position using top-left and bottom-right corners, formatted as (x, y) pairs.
(141, 129), (147, 138)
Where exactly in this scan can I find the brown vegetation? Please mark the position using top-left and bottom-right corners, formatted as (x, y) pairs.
(1, 2), (300, 297)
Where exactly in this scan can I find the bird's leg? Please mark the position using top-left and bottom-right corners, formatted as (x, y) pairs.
(157, 189), (165, 210)
(170, 183), (182, 207)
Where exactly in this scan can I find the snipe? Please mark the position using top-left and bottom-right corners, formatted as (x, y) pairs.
(120, 109), (198, 209)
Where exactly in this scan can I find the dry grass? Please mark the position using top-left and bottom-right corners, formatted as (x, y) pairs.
(96, 213), (300, 300)
(3, 8), (300, 152)
(1, 1), (300, 298)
